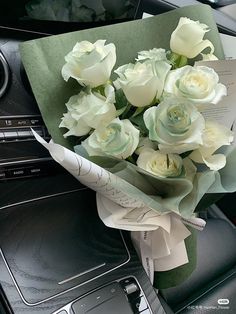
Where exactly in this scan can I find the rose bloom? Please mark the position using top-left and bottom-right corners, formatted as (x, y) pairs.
(201, 53), (218, 61)
(62, 40), (116, 87)
(136, 48), (169, 62)
(82, 118), (140, 159)
(137, 148), (183, 178)
(190, 120), (234, 170)
(114, 60), (171, 107)
(135, 137), (158, 155)
(59, 85), (116, 137)
(164, 65), (227, 106)
(59, 111), (86, 138)
(144, 98), (205, 154)
(170, 17), (214, 59)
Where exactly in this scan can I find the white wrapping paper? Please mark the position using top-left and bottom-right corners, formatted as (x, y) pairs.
(33, 130), (206, 282)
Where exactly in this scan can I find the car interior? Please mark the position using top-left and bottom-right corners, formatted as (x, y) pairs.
(0, 1), (236, 314)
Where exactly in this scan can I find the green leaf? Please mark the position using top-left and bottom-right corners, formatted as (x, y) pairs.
(93, 85), (105, 96)
(121, 103), (132, 119)
(116, 106), (129, 117)
(168, 52), (188, 69)
(115, 89), (133, 118)
(130, 113), (148, 136)
(115, 89), (128, 110)
(131, 106), (146, 118)
(179, 55), (188, 67)
(169, 51), (180, 63)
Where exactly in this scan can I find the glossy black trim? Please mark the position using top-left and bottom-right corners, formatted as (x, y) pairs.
(0, 284), (13, 314)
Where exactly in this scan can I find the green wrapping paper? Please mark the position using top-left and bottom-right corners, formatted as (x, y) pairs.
(19, 4), (226, 288)
(154, 226), (197, 289)
(19, 4), (224, 149)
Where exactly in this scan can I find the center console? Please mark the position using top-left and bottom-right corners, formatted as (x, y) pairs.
(0, 190), (163, 314)
(0, 26), (167, 314)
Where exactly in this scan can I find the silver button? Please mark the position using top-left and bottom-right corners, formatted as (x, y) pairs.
(17, 130), (32, 138)
(3, 131), (18, 139)
(124, 283), (139, 294)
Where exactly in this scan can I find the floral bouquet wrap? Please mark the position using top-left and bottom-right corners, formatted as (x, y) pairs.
(20, 4), (236, 288)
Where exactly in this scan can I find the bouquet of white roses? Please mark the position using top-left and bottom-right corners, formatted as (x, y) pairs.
(20, 5), (236, 288)
(54, 16), (233, 282)
(60, 17), (230, 173)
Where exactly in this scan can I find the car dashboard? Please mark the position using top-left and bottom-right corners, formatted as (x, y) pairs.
(0, 1), (236, 313)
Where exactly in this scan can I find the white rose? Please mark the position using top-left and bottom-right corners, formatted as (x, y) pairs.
(144, 98), (205, 154)
(201, 53), (218, 61)
(59, 111), (90, 138)
(61, 40), (116, 87)
(190, 120), (234, 170)
(137, 148), (183, 178)
(136, 48), (169, 62)
(135, 137), (158, 155)
(82, 118), (140, 159)
(164, 65), (227, 106)
(170, 17), (214, 59)
(114, 60), (171, 107)
(59, 85), (116, 137)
